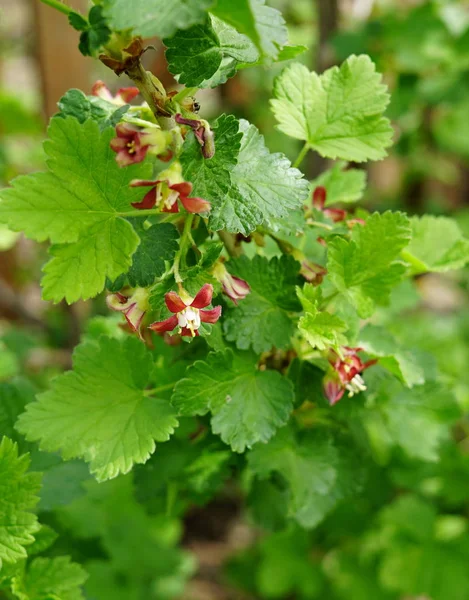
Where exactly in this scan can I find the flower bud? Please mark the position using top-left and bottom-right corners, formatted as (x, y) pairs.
(106, 287), (149, 339)
(212, 263), (251, 305)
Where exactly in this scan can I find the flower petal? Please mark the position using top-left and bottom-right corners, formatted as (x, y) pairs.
(130, 179), (160, 188)
(180, 326), (199, 337)
(131, 187), (156, 210)
(170, 182), (193, 196)
(116, 122), (139, 138)
(165, 291), (186, 313)
(110, 138), (127, 151)
(179, 195), (211, 214)
(313, 186), (326, 209)
(117, 86), (140, 103)
(191, 284), (213, 309)
(149, 314), (178, 333)
(200, 306), (222, 324)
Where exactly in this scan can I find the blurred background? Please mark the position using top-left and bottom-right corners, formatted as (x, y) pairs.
(2, 1), (469, 599)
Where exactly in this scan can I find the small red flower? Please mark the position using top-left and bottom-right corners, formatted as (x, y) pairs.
(313, 186), (347, 223)
(106, 287), (149, 339)
(149, 284), (221, 337)
(92, 80), (140, 106)
(110, 123), (151, 166)
(110, 123), (167, 167)
(324, 346), (377, 405)
(212, 263), (250, 305)
(175, 114), (215, 159)
(130, 162), (210, 214)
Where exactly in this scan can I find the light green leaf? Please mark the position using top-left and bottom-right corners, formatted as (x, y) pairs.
(0, 437), (41, 567)
(327, 211), (412, 317)
(165, 15), (258, 88)
(16, 337), (178, 482)
(311, 162), (367, 205)
(12, 556), (87, 600)
(384, 383), (460, 462)
(104, 0), (214, 39)
(223, 255), (301, 353)
(403, 215), (469, 274)
(181, 116), (308, 235)
(0, 118), (150, 302)
(172, 349), (294, 452)
(359, 324), (429, 387)
(57, 89), (129, 130)
(211, 0), (288, 60)
(299, 311), (347, 351)
(42, 219), (139, 304)
(271, 55), (393, 162)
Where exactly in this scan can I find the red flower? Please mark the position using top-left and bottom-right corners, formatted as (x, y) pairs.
(92, 80), (140, 106)
(324, 346), (377, 405)
(149, 284), (221, 337)
(313, 186), (347, 223)
(175, 114), (215, 159)
(212, 263), (250, 305)
(130, 162), (210, 214)
(110, 123), (167, 167)
(106, 287), (149, 339)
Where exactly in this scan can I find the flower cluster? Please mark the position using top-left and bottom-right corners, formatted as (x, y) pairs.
(150, 284), (221, 337)
(130, 162), (210, 214)
(324, 346), (376, 405)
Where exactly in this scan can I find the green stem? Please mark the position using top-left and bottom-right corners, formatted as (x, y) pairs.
(172, 86), (198, 104)
(144, 382), (175, 396)
(173, 213), (195, 284)
(306, 219), (334, 231)
(119, 209), (158, 218)
(39, 0), (73, 15)
(292, 142), (310, 169)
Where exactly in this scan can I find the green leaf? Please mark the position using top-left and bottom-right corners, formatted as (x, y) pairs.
(359, 324), (429, 387)
(225, 120), (309, 234)
(68, 12), (88, 32)
(16, 337), (178, 481)
(11, 556), (87, 600)
(383, 383), (460, 462)
(271, 55), (393, 162)
(78, 5), (111, 56)
(165, 15), (258, 88)
(211, 0), (288, 60)
(42, 219), (139, 304)
(0, 118), (150, 302)
(299, 310), (348, 351)
(0, 379), (35, 449)
(403, 215), (469, 274)
(311, 162), (367, 205)
(57, 89), (129, 130)
(223, 255), (301, 353)
(327, 211), (412, 318)
(0, 437), (41, 567)
(127, 222), (179, 288)
(248, 427), (363, 528)
(104, 0), (214, 39)
(172, 349), (294, 452)
(181, 116), (308, 235)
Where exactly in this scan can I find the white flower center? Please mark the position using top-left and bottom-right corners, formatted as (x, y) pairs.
(345, 374), (367, 397)
(177, 307), (201, 336)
